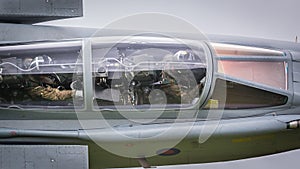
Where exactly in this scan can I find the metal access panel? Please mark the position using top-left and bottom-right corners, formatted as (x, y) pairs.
(0, 145), (88, 169)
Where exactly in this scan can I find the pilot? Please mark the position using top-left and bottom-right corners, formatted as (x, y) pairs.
(30, 85), (74, 101)
(28, 74), (82, 101)
(159, 51), (202, 104)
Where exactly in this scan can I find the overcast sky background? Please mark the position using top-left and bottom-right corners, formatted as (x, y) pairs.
(44, 0), (300, 42)
(44, 0), (300, 168)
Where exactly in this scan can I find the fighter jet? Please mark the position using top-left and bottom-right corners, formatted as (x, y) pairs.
(0, 0), (300, 169)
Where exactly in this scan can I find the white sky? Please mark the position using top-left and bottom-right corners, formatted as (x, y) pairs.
(44, 0), (300, 42)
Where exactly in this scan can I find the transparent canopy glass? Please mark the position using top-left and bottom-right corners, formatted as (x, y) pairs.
(92, 39), (208, 109)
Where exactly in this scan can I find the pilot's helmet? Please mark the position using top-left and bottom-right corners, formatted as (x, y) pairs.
(174, 50), (192, 61)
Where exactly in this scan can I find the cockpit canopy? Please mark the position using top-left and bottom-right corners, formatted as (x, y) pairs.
(0, 37), (209, 110)
(0, 37), (289, 111)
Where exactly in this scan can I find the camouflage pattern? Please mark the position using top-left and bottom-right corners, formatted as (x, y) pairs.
(30, 86), (74, 101)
